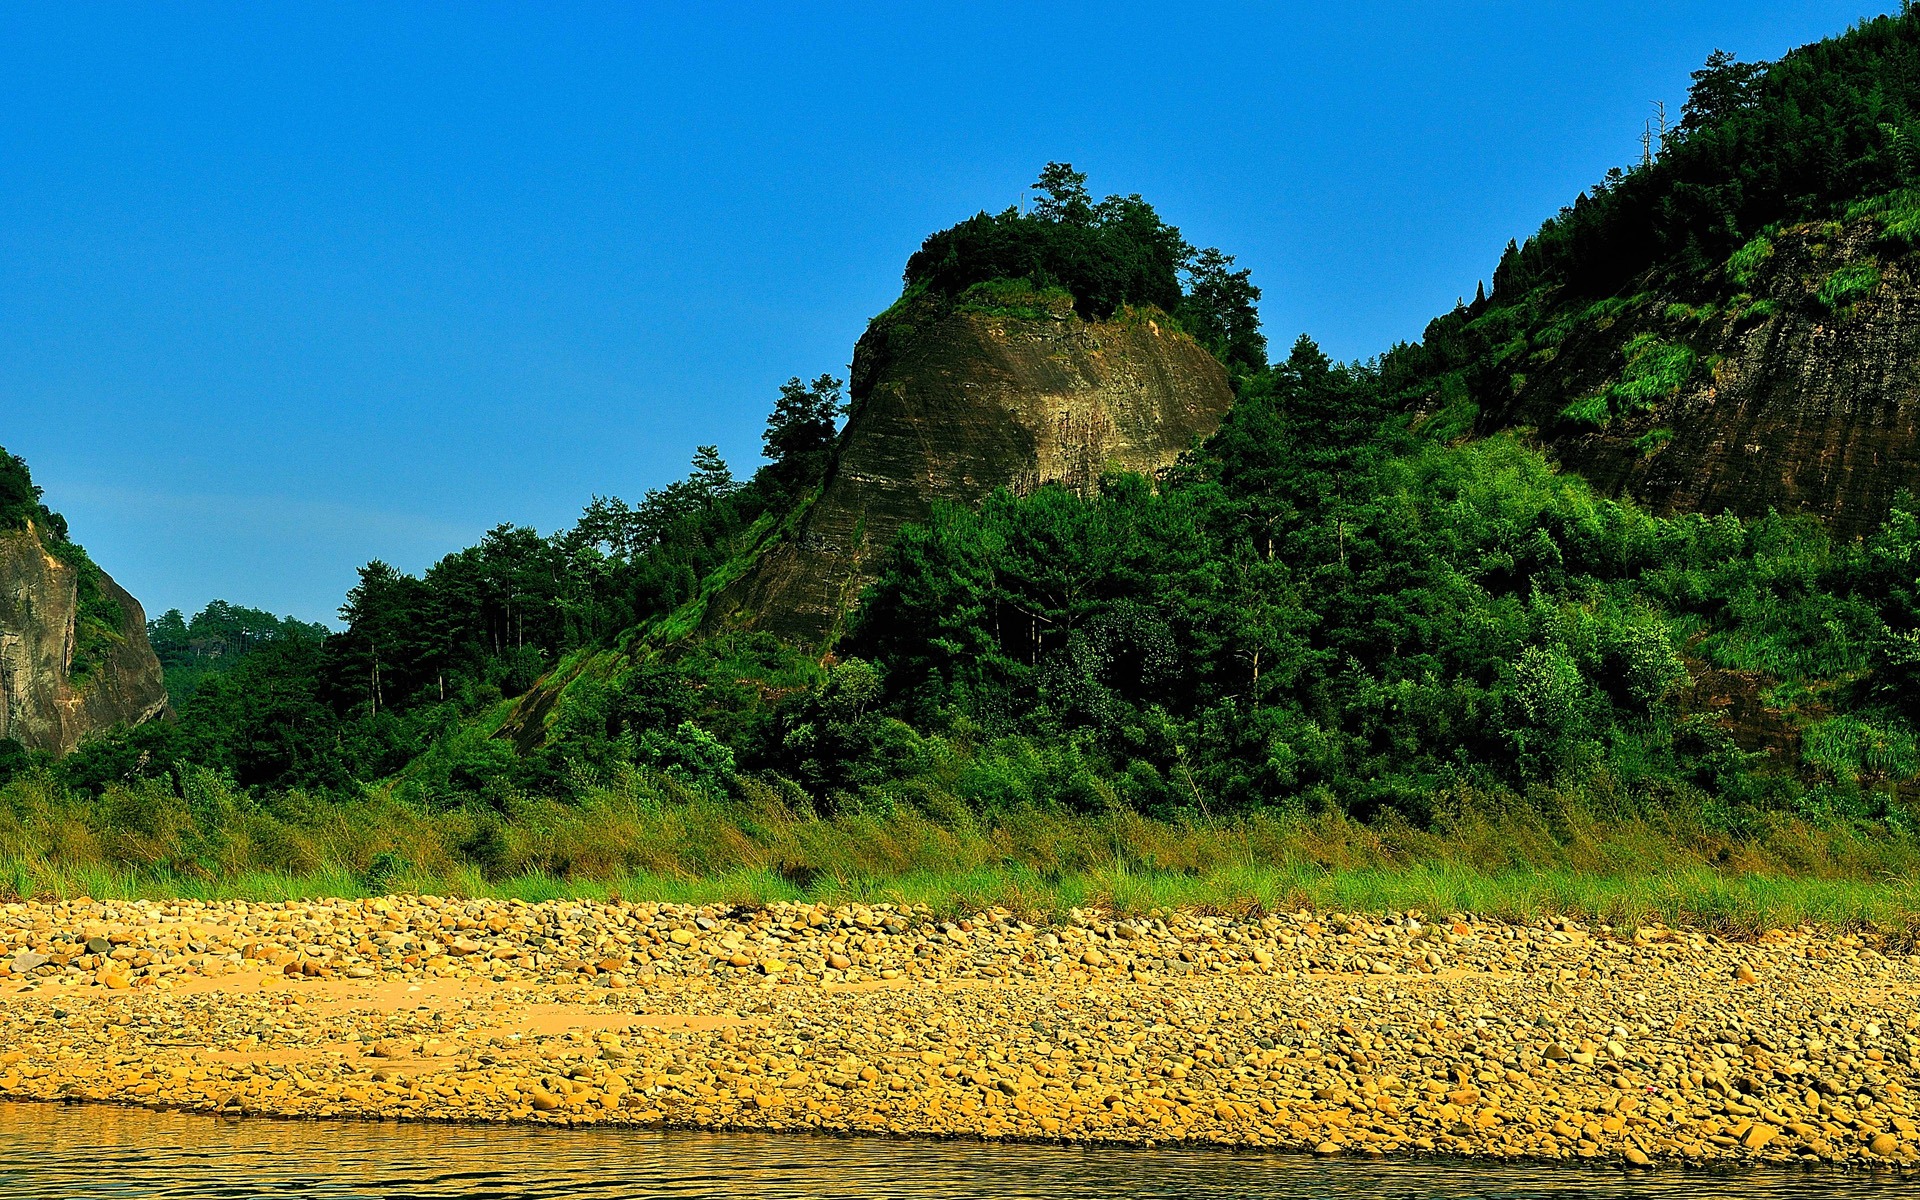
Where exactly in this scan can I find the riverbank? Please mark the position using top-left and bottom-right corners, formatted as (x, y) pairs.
(11, 778), (1920, 933)
(2, 895), (1918, 1168)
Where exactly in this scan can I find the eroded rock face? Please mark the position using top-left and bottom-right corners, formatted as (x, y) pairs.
(1483, 220), (1920, 537)
(714, 293), (1234, 642)
(0, 522), (170, 755)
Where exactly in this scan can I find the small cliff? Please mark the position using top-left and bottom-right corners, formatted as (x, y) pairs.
(1475, 218), (1920, 536)
(710, 290), (1236, 642)
(0, 521), (170, 755)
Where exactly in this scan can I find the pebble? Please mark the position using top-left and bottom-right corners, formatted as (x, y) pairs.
(0, 897), (1915, 1168)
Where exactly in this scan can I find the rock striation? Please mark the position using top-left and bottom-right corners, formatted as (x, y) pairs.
(1479, 219), (1920, 537)
(711, 291), (1234, 642)
(0, 521), (169, 755)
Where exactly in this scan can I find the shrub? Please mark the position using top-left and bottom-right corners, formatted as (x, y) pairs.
(1816, 263), (1882, 311)
(1803, 714), (1920, 782)
(1725, 235), (1775, 288)
(954, 278), (1074, 319)
(1558, 335), (1695, 430)
(1559, 393), (1613, 429)
(1634, 428), (1675, 454)
(1610, 334), (1697, 409)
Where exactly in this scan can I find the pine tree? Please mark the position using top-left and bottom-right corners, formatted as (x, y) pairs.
(689, 446), (737, 502)
(761, 374), (844, 502)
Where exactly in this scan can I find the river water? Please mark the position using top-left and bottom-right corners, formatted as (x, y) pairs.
(0, 1102), (1910, 1198)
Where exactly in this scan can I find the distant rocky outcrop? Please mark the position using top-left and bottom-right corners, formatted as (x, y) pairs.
(708, 289), (1236, 642)
(0, 521), (170, 755)
(1475, 218), (1920, 536)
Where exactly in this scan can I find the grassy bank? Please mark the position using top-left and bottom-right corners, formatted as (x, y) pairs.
(6, 856), (1917, 936)
(4, 767), (1918, 932)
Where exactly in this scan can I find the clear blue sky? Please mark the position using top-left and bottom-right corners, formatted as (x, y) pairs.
(0, 1), (1891, 625)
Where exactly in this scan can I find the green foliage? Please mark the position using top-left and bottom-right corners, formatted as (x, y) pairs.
(1725, 235), (1775, 287)
(1803, 714), (1920, 782)
(63, 559), (128, 688)
(1884, 192), (1920, 246)
(900, 163), (1265, 372)
(637, 721), (736, 795)
(29, 94), (1920, 867)
(1612, 334), (1697, 406)
(0, 446), (124, 685)
(1176, 247), (1268, 376)
(1816, 262), (1882, 311)
(61, 381), (830, 795)
(1848, 187), (1920, 246)
(1577, 296), (1634, 326)
(1864, 493), (1920, 706)
(953, 277), (1074, 319)
(759, 375), (842, 504)
(148, 600), (329, 706)
(835, 341), (1917, 828)
(1633, 428), (1675, 454)
(1662, 300), (1716, 323)
(1487, 12), (1920, 301)
(904, 164), (1189, 321)
(1558, 394), (1613, 429)
(0, 450), (46, 533)
(1559, 335), (1696, 429)
(1411, 372), (1478, 442)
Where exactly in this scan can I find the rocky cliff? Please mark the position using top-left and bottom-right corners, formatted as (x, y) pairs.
(1474, 218), (1920, 536)
(0, 521), (170, 755)
(709, 290), (1236, 642)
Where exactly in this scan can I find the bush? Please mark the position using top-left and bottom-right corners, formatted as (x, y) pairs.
(1803, 714), (1920, 782)
(1558, 335), (1696, 429)
(1724, 235), (1775, 287)
(1817, 262), (1882, 311)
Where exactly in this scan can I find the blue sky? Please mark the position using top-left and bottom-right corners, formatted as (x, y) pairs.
(0, 1), (1891, 624)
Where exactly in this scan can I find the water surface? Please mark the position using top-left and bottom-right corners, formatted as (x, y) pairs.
(0, 1101), (1909, 1199)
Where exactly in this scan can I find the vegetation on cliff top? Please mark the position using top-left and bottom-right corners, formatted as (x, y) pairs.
(0, 447), (127, 685)
(1393, 9), (1920, 454)
(1494, 10), (1920, 301)
(900, 162), (1268, 376)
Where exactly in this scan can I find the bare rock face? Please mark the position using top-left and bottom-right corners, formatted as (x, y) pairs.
(1481, 219), (1920, 536)
(713, 291), (1235, 642)
(0, 522), (170, 755)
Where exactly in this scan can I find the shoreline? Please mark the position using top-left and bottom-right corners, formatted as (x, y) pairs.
(1, 1094), (1916, 1181)
(3, 895), (1919, 1167)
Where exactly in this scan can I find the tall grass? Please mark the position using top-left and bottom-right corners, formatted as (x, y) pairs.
(3, 855), (1912, 933)
(3, 767), (1918, 930)
(1804, 714), (1920, 780)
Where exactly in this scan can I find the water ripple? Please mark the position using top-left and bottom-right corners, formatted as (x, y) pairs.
(0, 1103), (1909, 1199)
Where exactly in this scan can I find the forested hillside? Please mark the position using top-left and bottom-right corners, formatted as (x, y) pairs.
(4, 10), (1920, 888)
(1395, 11), (1920, 526)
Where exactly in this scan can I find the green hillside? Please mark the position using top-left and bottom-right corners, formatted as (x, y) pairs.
(5, 11), (1920, 907)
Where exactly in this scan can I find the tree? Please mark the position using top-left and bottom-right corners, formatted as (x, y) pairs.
(902, 166), (1192, 320)
(1178, 247), (1267, 375)
(1680, 50), (1763, 137)
(1029, 162), (1092, 225)
(337, 561), (432, 715)
(0, 449), (41, 525)
(688, 445), (737, 503)
(761, 374), (843, 502)
(0, 445), (68, 541)
(570, 495), (646, 561)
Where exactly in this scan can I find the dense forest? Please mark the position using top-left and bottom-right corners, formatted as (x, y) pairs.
(1403, 7), (1920, 440)
(5, 10), (1920, 877)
